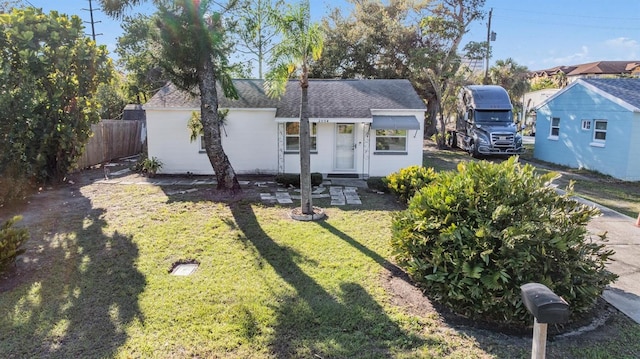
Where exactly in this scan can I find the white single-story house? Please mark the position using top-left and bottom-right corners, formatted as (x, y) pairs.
(534, 78), (640, 181)
(143, 79), (426, 178)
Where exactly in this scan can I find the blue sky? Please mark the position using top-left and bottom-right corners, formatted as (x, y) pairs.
(23, 0), (640, 72)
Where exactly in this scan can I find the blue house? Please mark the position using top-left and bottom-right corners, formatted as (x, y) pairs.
(534, 78), (640, 181)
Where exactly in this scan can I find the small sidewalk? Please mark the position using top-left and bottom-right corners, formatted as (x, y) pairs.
(575, 196), (640, 324)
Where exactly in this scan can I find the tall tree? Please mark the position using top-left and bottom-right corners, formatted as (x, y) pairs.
(0, 0), (22, 12)
(265, 0), (323, 215)
(231, 0), (283, 79)
(0, 7), (112, 182)
(102, 0), (242, 192)
(412, 0), (486, 146)
(115, 15), (166, 103)
(487, 58), (529, 119)
(310, 0), (423, 79)
(156, 0), (241, 192)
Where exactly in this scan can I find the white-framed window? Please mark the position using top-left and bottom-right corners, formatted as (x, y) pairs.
(549, 117), (560, 138)
(593, 120), (607, 142)
(581, 120), (591, 130)
(285, 122), (317, 152)
(375, 129), (407, 152)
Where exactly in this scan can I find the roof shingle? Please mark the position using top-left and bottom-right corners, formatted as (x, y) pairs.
(581, 78), (640, 110)
(144, 79), (426, 118)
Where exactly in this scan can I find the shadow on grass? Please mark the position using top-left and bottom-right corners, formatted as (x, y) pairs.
(0, 191), (145, 358)
(229, 202), (425, 358)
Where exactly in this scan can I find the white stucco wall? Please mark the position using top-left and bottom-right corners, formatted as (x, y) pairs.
(367, 110), (425, 178)
(146, 108), (278, 175)
(146, 108), (425, 178)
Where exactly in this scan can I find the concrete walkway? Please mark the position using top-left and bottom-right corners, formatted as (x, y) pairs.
(577, 197), (640, 324)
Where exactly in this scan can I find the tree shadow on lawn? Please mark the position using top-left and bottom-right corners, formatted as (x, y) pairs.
(229, 202), (429, 358)
(0, 189), (146, 358)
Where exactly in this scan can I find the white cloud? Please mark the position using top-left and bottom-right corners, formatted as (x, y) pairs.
(603, 37), (640, 58)
(541, 46), (590, 67)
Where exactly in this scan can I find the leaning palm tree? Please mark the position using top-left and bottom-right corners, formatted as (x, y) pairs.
(264, 0), (323, 215)
(101, 0), (242, 193)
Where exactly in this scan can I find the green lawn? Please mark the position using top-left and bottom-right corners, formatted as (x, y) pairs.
(1, 164), (640, 358)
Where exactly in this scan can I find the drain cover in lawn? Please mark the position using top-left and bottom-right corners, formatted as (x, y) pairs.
(171, 263), (198, 276)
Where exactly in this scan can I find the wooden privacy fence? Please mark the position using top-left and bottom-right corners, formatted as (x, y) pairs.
(76, 120), (143, 168)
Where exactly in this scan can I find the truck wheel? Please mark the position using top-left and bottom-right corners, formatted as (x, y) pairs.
(450, 132), (457, 149)
(469, 141), (480, 158)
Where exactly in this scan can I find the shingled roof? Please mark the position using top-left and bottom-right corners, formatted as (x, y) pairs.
(581, 78), (640, 111)
(144, 79), (426, 118)
(530, 61), (640, 78)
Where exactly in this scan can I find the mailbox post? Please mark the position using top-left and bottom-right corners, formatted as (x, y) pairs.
(520, 283), (570, 359)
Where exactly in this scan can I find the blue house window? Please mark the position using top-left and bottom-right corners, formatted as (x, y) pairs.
(593, 120), (607, 142)
(581, 120), (591, 130)
(549, 117), (560, 138)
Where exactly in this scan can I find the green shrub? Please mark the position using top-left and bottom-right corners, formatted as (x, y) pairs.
(385, 165), (437, 203)
(366, 177), (389, 193)
(133, 155), (163, 177)
(0, 216), (29, 271)
(275, 173), (323, 187)
(390, 157), (617, 326)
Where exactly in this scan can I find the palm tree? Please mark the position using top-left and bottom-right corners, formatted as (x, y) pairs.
(264, 0), (323, 215)
(101, 0), (242, 193)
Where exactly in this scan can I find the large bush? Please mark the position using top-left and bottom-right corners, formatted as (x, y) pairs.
(1, 216), (29, 271)
(385, 165), (437, 203)
(0, 8), (112, 183)
(390, 158), (617, 325)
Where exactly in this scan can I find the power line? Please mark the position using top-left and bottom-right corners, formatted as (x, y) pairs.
(82, 0), (103, 42)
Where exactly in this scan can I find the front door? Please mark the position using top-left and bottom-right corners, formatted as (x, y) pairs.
(335, 124), (355, 170)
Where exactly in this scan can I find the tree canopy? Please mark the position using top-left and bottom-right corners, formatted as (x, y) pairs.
(0, 7), (112, 183)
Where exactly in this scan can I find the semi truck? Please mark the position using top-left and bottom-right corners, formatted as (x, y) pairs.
(449, 85), (523, 157)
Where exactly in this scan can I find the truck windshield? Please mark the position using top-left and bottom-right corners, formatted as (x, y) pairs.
(475, 110), (512, 123)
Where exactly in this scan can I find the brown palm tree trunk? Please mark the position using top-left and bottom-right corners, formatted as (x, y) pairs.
(299, 73), (313, 214)
(199, 55), (241, 193)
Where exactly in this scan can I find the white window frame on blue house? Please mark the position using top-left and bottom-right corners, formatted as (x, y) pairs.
(549, 117), (560, 140)
(590, 119), (607, 147)
(581, 120), (591, 130)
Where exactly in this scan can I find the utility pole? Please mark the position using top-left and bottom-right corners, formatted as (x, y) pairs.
(483, 8), (493, 84)
(83, 0), (102, 42)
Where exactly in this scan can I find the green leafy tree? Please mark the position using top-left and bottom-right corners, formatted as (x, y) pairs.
(103, 0), (242, 192)
(265, 0), (323, 215)
(156, 0), (241, 192)
(310, 0), (421, 80)
(231, 0), (283, 79)
(487, 58), (529, 119)
(96, 79), (128, 119)
(115, 14), (167, 103)
(0, 7), (112, 183)
(0, 0), (22, 12)
(412, 0), (486, 146)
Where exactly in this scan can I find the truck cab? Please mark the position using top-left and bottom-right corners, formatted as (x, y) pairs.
(453, 85), (523, 157)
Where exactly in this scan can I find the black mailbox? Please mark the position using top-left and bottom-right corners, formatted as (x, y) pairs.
(520, 283), (570, 324)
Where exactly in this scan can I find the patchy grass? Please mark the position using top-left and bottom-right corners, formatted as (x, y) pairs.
(0, 164), (639, 358)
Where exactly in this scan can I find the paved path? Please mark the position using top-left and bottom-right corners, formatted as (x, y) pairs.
(579, 197), (640, 324)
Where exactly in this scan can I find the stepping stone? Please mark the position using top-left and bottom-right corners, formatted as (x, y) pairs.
(110, 168), (131, 176)
(275, 192), (293, 204)
(312, 187), (326, 194)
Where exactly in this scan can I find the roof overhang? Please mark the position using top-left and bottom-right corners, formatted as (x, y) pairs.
(275, 117), (372, 123)
(370, 115), (420, 130)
